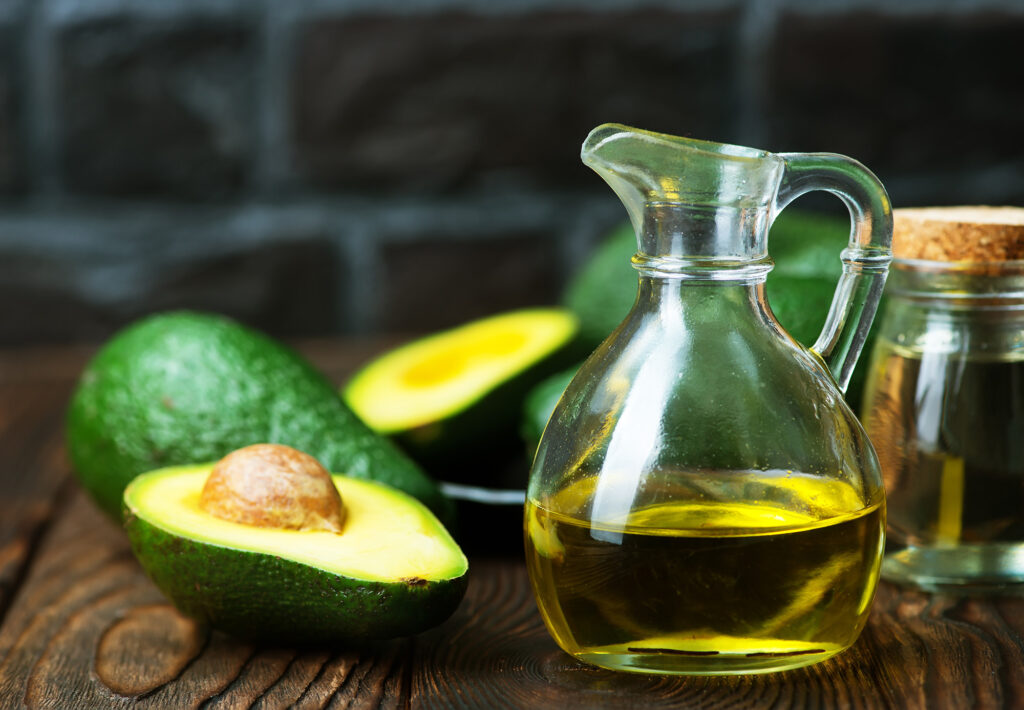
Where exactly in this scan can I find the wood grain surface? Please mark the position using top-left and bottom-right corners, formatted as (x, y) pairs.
(0, 342), (1023, 709)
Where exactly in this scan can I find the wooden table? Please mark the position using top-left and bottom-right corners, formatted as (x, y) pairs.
(1, 339), (1022, 709)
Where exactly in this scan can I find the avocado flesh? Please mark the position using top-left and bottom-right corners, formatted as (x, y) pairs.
(345, 308), (579, 433)
(344, 308), (583, 471)
(66, 311), (454, 525)
(124, 466), (468, 644)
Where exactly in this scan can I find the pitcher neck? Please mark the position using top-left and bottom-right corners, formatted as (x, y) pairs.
(634, 203), (774, 282)
(636, 277), (775, 330)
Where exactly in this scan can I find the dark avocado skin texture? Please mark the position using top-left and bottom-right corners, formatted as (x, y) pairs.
(67, 312), (454, 526)
(124, 510), (468, 644)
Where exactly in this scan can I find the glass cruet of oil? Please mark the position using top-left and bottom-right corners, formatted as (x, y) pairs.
(861, 207), (1024, 593)
(525, 124), (893, 676)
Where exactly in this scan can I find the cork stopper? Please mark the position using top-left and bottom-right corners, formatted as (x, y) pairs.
(893, 206), (1024, 262)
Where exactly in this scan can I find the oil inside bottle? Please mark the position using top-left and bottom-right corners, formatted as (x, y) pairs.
(525, 471), (884, 675)
(863, 338), (1024, 590)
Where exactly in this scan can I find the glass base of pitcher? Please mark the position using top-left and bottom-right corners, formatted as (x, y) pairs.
(569, 639), (847, 676)
(882, 543), (1024, 594)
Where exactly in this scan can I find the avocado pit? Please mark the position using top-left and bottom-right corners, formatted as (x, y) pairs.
(199, 444), (345, 533)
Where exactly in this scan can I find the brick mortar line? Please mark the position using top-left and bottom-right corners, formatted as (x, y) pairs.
(338, 220), (378, 334)
(23, 0), (61, 203)
(776, 0), (1024, 15)
(254, 0), (293, 195)
(735, 0), (778, 149)
(34, 0), (1024, 23)
(48, 0), (254, 23)
(0, 189), (610, 236)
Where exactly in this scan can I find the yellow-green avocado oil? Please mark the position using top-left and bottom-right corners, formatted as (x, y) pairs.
(525, 473), (884, 675)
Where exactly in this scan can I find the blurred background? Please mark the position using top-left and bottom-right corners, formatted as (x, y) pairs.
(1, 0), (1023, 346)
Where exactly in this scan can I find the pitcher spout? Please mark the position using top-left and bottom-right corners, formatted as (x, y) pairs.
(582, 124), (785, 262)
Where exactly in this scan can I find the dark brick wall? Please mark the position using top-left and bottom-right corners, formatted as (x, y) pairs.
(291, 9), (740, 191)
(769, 10), (1024, 203)
(0, 18), (25, 196)
(60, 17), (257, 199)
(2, 0), (1023, 345)
(378, 233), (561, 332)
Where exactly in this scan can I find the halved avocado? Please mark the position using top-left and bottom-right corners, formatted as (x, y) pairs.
(343, 308), (583, 470)
(124, 465), (468, 644)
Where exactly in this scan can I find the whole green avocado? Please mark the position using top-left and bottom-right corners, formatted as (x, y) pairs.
(66, 311), (454, 525)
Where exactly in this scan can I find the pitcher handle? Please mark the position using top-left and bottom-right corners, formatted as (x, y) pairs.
(774, 153), (893, 393)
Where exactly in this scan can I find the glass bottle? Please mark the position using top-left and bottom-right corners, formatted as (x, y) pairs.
(525, 124), (892, 675)
(862, 207), (1024, 592)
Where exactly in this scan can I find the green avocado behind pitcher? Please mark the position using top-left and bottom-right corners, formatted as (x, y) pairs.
(525, 124), (893, 675)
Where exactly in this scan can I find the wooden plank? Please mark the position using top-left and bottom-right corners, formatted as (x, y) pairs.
(410, 561), (1024, 709)
(0, 379), (76, 625)
(0, 344), (92, 621)
(0, 489), (411, 709)
(0, 344), (97, 385)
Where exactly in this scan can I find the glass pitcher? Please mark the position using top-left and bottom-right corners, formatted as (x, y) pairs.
(525, 124), (893, 676)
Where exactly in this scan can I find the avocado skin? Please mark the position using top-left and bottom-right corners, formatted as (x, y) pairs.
(67, 312), (454, 526)
(124, 509), (468, 644)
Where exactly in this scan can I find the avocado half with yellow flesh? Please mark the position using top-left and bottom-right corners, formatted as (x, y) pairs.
(124, 465), (468, 644)
(343, 308), (583, 467)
